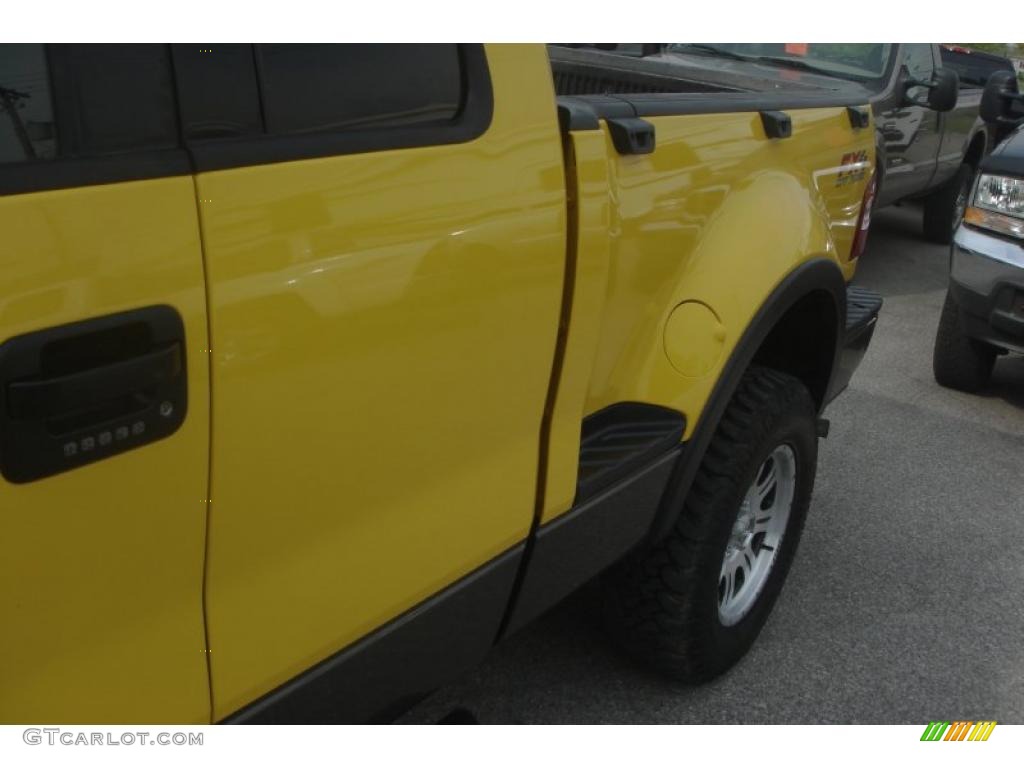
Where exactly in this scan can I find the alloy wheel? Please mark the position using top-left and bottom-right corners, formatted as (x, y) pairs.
(718, 444), (797, 626)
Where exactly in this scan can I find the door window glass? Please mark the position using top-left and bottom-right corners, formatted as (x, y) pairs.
(0, 45), (56, 162)
(0, 44), (179, 164)
(255, 44), (463, 135)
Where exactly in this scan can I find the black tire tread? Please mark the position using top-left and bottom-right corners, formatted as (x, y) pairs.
(923, 163), (972, 245)
(933, 290), (996, 393)
(602, 365), (815, 682)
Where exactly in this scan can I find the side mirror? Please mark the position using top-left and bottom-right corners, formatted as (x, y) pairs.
(926, 67), (959, 112)
(901, 66), (958, 112)
(980, 69), (1021, 123)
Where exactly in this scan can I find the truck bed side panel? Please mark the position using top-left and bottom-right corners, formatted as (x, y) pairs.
(583, 107), (872, 443)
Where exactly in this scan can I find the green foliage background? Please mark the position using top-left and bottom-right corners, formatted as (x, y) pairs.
(956, 43), (1021, 56)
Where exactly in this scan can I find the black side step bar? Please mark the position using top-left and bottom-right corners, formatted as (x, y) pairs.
(576, 402), (685, 503)
(827, 285), (883, 405)
(846, 285), (884, 336)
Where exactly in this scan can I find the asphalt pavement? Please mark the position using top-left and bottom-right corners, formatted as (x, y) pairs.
(402, 203), (1024, 724)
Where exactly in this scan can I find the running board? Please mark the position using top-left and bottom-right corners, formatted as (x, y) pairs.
(845, 285), (883, 336)
(576, 402), (685, 503)
(826, 285), (883, 404)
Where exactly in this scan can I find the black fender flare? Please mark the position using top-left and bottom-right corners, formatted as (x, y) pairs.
(646, 257), (847, 544)
(964, 124), (990, 166)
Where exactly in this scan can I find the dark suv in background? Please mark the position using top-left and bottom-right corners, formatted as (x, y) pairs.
(933, 73), (1024, 392)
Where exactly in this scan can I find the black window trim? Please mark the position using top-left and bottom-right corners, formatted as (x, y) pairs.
(0, 149), (192, 196)
(182, 43), (494, 173)
(0, 44), (494, 197)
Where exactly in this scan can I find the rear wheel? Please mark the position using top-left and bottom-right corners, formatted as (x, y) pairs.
(923, 163), (974, 244)
(933, 290), (996, 392)
(601, 366), (817, 682)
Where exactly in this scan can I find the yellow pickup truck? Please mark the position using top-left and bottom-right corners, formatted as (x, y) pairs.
(0, 43), (881, 724)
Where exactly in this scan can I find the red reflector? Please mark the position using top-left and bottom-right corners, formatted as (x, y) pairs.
(849, 171), (877, 261)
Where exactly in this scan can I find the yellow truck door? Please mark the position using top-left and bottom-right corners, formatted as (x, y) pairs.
(178, 44), (567, 719)
(0, 45), (211, 723)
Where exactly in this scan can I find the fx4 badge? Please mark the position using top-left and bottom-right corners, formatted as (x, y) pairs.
(836, 150), (870, 187)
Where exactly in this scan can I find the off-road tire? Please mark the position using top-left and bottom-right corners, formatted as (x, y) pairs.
(923, 163), (974, 244)
(601, 366), (817, 682)
(933, 290), (996, 392)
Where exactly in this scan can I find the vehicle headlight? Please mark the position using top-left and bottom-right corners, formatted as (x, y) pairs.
(964, 174), (1024, 240)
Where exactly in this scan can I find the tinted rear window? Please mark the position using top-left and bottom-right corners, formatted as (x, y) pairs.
(256, 44), (463, 135)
